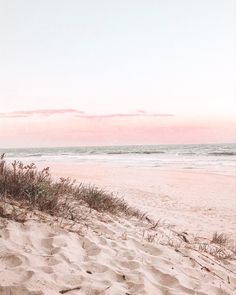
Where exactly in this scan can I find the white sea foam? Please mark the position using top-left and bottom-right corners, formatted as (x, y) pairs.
(1, 143), (235, 176)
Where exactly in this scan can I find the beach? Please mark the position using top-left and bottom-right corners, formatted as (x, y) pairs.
(1, 0), (235, 293)
(0, 144), (236, 294)
(49, 162), (236, 238)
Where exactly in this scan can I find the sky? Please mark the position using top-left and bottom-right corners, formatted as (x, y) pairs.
(0, 0), (235, 147)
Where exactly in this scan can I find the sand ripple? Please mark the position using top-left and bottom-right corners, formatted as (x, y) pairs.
(0, 216), (235, 295)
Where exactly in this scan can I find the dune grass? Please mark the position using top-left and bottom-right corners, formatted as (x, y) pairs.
(211, 232), (229, 246)
(0, 155), (234, 262)
(0, 154), (142, 221)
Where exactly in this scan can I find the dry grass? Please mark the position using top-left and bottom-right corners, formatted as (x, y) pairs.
(1, 155), (235, 265)
(0, 154), (73, 215)
(74, 184), (142, 218)
(0, 155), (142, 222)
(211, 232), (228, 246)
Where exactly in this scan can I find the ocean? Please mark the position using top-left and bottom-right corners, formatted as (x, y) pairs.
(0, 143), (235, 176)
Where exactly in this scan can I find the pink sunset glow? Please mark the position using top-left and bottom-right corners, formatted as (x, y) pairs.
(0, 1), (235, 148)
(1, 3), (236, 294)
(0, 109), (235, 147)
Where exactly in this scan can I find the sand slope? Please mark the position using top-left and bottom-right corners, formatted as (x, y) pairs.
(48, 163), (236, 238)
(0, 212), (235, 295)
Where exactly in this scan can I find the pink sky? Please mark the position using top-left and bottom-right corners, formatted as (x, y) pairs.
(1, 1), (235, 147)
(0, 109), (235, 147)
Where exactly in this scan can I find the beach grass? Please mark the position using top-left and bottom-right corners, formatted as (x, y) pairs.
(0, 154), (235, 263)
(0, 154), (143, 221)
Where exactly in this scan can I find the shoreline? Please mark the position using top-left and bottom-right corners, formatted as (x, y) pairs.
(42, 161), (236, 238)
(2, 156), (235, 237)
(0, 157), (236, 294)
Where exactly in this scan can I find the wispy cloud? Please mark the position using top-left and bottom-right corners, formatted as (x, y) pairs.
(0, 109), (174, 119)
(76, 113), (174, 119)
(0, 109), (84, 118)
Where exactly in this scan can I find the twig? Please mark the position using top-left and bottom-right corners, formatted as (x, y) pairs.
(149, 219), (160, 230)
(191, 248), (236, 275)
(103, 285), (111, 292)
(59, 286), (81, 294)
(176, 249), (232, 286)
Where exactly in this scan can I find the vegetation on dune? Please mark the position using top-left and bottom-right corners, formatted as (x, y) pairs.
(211, 232), (228, 246)
(0, 154), (142, 221)
(0, 154), (235, 263)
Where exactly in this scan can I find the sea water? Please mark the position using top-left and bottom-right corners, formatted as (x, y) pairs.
(0, 143), (235, 176)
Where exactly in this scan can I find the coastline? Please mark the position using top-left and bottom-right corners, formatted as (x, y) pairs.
(46, 161), (236, 238)
(0, 157), (236, 294)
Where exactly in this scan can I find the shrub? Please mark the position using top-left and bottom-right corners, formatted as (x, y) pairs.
(0, 155), (75, 215)
(0, 155), (142, 220)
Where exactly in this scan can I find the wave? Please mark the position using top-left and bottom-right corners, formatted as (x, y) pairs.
(4, 153), (43, 158)
(106, 151), (165, 155)
(178, 152), (196, 155)
(208, 152), (236, 156)
(25, 153), (43, 157)
(1, 144), (236, 159)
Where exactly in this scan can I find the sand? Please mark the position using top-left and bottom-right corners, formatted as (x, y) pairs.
(49, 162), (236, 237)
(1, 208), (236, 295)
(0, 162), (236, 294)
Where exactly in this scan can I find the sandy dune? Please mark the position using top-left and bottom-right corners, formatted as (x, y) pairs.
(48, 162), (236, 238)
(1, 161), (235, 294)
(0, 207), (236, 295)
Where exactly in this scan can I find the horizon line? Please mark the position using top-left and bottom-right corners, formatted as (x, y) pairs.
(1, 142), (235, 150)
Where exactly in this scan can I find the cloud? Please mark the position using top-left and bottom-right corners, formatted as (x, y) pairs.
(136, 109), (146, 114)
(0, 109), (174, 119)
(76, 113), (174, 119)
(0, 109), (84, 118)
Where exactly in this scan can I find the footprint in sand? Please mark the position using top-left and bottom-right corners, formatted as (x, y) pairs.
(82, 237), (101, 256)
(41, 236), (63, 256)
(46, 256), (60, 266)
(41, 237), (54, 249)
(0, 228), (10, 239)
(19, 270), (35, 283)
(126, 281), (145, 294)
(39, 265), (54, 274)
(131, 239), (163, 256)
(50, 246), (61, 255)
(145, 264), (178, 285)
(120, 260), (140, 270)
(1, 254), (24, 267)
(118, 250), (136, 260)
(97, 236), (108, 246)
(82, 261), (110, 274)
(0, 286), (44, 295)
(146, 265), (199, 295)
